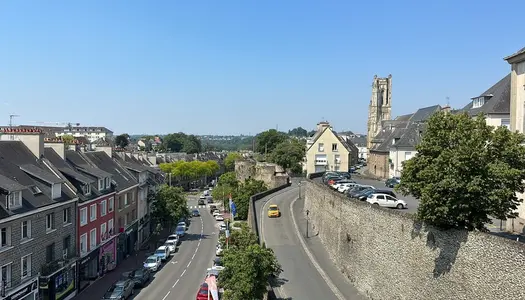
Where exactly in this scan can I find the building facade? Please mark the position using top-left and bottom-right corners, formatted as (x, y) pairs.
(505, 46), (525, 234)
(367, 75), (392, 150)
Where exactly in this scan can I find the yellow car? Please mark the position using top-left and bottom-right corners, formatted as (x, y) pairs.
(267, 204), (280, 218)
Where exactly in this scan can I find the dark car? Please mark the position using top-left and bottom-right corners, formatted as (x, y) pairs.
(347, 186), (373, 197)
(198, 198), (205, 205)
(124, 268), (151, 288)
(192, 209), (200, 217)
(179, 217), (190, 226)
(213, 257), (222, 267)
(357, 189), (396, 201)
(349, 187), (376, 199)
(209, 205), (217, 213)
(102, 279), (134, 299)
(335, 172), (352, 179)
(385, 178), (400, 188)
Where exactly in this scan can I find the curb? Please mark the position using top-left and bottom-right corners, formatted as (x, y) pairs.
(289, 196), (346, 300)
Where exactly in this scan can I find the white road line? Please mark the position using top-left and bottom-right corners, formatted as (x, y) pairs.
(172, 279), (180, 288)
(194, 248), (198, 254)
(192, 252), (196, 260)
(161, 291), (171, 300)
(187, 261), (192, 268)
(198, 241), (201, 247)
(181, 269), (186, 276)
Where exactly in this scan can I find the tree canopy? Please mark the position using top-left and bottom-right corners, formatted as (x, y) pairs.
(220, 226), (282, 300)
(288, 126), (308, 137)
(396, 112), (525, 231)
(255, 129), (288, 154)
(224, 152), (242, 172)
(150, 185), (188, 227)
(61, 135), (75, 148)
(268, 138), (306, 174)
(159, 160), (220, 179)
(115, 133), (130, 148)
(159, 132), (202, 153)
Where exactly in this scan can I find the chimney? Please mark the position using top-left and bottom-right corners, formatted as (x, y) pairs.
(97, 145), (112, 158)
(442, 105), (451, 113)
(316, 121), (331, 132)
(1, 128), (45, 158)
(44, 138), (65, 159)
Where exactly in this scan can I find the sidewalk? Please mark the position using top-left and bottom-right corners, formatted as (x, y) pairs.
(292, 197), (366, 300)
(74, 229), (170, 300)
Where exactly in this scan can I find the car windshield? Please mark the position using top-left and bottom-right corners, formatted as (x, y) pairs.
(155, 250), (165, 255)
(193, 210), (199, 213)
(176, 227), (184, 231)
(269, 207), (278, 211)
(134, 270), (144, 277)
(113, 285), (124, 292)
(165, 242), (174, 246)
(146, 258), (156, 264)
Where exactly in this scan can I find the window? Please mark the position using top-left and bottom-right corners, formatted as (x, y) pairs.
(21, 220), (31, 240)
(100, 200), (107, 217)
(51, 183), (61, 199)
(90, 228), (97, 250)
(63, 208), (71, 224)
(21, 254), (31, 278)
(7, 191), (22, 208)
(0, 227), (11, 248)
(29, 186), (42, 195)
(404, 152), (413, 161)
(118, 196), (123, 209)
(108, 197), (114, 212)
(80, 207), (88, 226)
(108, 219), (114, 235)
(90, 204), (97, 222)
(130, 192), (135, 203)
(125, 213), (129, 226)
(105, 177), (111, 188)
(80, 234), (88, 254)
(332, 143), (338, 151)
(124, 194), (129, 206)
(334, 154), (341, 164)
(318, 143), (324, 152)
(501, 118), (511, 129)
(132, 209), (136, 220)
(46, 213), (55, 232)
(118, 217), (123, 229)
(472, 97), (485, 108)
(1, 263), (11, 288)
(82, 184), (91, 196)
(101, 223), (107, 240)
(63, 236), (71, 258)
(46, 243), (55, 262)
(98, 179), (104, 191)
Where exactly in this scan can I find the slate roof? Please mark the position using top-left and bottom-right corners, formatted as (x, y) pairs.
(409, 105), (442, 122)
(461, 74), (510, 115)
(83, 151), (138, 192)
(395, 114), (413, 121)
(348, 135), (367, 147)
(392, 123), (426, 149)
(0, 141), (76, 217)
(504, 46), (525, 61)
(93, 137), (113, 147)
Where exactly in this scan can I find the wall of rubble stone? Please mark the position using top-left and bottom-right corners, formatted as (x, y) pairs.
(304, 179), (525, 300)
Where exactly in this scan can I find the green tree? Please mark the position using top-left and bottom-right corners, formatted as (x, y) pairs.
(61, 135), (75, 148)
(182, 134), (202, 153)
(396, 112), (525, 231)
(224, 152), (242, 171)
(150, 185), (187, 227)
(288, 126), (308, 137)
(269, 138), (306, 173)
(115, 133), (130, 148)
(221, 223), (259, 250)
(217, 171), (239, 188)
(234, 178), (267, 220)
(221, 242), (282, 300)
(161, 133), (185, 152)
(212, 172), (239, 207)
(255, 129), (288, 154)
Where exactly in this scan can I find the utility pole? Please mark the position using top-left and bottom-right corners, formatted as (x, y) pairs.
(8, 114), (20, 140)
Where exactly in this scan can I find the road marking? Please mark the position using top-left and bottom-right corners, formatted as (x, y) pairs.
(192, 252), (196, 260)
(171, 261), (177, 264)
(289, 196), (346, 300)
(187, 205), (208, 209)
(172, 279), (179, 288)
(161, 291), (171, 300)
(194, 248), (198, 254)
(181, 269), (186, 276)
(187, 261), (192, 268)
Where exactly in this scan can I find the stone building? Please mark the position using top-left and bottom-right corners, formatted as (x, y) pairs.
(235, 159), (289, 189)
(367, 75), (393, 150)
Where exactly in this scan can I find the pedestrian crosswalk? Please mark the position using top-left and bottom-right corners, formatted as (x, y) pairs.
(188, 205), (208, 209)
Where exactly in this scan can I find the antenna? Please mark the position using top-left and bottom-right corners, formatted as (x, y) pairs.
(446, 97), (450, 106)
(8, 114), (20, 141)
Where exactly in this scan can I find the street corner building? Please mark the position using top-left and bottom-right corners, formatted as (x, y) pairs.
(0, 127), (163, 300)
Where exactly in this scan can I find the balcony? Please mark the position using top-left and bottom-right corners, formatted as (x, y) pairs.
(40, 250), (76, 277)
(315, 159), (328, 166)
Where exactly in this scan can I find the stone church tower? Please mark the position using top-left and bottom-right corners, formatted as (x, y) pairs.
(366, 74), (392, 149)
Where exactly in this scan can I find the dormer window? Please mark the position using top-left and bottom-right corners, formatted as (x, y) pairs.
(29, 186), (42, 195)
(82, 184), (91, 196)
(7, 191), (22, 208)
(472, 97), (485, 109)
(105, 177), (111, 188)
(98, 179), (104, 191)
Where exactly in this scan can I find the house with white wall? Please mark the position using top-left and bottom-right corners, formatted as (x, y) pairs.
(505, 46), (525, 234)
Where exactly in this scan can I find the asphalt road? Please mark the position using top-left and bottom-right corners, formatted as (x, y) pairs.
(258, 185), (341, 300)
(131, 196), (218, 300)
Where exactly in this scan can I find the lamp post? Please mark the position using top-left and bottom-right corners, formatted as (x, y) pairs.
(298, 182), (302, 199)
(306, 209), (310, 238)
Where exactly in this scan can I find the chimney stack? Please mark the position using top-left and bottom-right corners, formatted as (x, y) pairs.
(442, 105), (451, 113)
(44, 137), (66, 159)
(1, 128), (45, 158)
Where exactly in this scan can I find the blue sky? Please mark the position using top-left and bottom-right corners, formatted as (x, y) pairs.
(1, 1), (523, 135)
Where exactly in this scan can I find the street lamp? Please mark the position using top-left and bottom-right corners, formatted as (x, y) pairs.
(298, 182), (302, 199)
(306, 209), (310, 238)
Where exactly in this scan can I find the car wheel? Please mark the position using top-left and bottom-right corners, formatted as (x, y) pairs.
(373, 203), (379, 206)
(396, 204), (404, 209)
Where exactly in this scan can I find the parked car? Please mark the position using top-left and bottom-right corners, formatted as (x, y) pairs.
(155, 246), (170, 261)
(177, 221), (187, 231)
(192, 209), (200, 217)
(215, 214), (224, 221)
(143, 255), (161, 272)
(198, 198), (205, 205)
(332, 180), (355, 190)
(385, 177), (400, 188)
(366, 193), (407, 209)
(175, 226), (186, 237)
(338, 182), (358, 193)
(102, 279), (134, 299)
(206, 196), (213, 203)
(123, 268), (152, 288)
(196, 283), (210, 300)
(164, 240), (177, 254)
(209, 205), (217, 213)
(216, 244), (223, 256)
(219, 222), (227, 233)
(166, 234), (180, 245)
(179, 217), (190, 226)
(356, 189), (396, 201)
(348, 186), (375, 198)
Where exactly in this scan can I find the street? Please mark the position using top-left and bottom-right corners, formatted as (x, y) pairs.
(258, 183), (365, 300)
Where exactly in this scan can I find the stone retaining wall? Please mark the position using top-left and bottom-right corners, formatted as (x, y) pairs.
(305, 179), (525, 300)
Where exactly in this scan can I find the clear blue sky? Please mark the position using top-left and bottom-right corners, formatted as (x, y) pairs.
(1, 1), (523, 135)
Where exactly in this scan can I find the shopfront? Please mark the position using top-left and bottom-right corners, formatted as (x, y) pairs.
(39, 263), (77, 300)
(98, 238), (117, 276)
(3, 277), (38, 300)
(77, 248), (100, 292)
(117, 222), (138, 264)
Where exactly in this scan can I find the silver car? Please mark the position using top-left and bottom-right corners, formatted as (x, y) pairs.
(143, 255), (161, 272)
